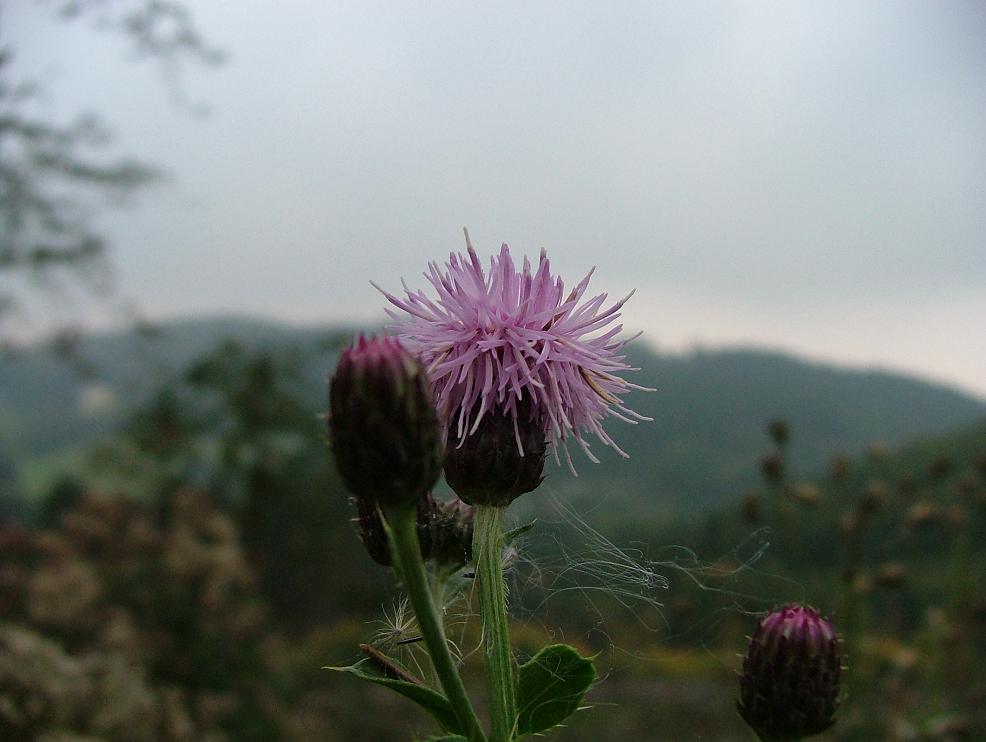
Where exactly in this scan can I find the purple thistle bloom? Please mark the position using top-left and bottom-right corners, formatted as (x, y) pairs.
(373, 232), (652, 473)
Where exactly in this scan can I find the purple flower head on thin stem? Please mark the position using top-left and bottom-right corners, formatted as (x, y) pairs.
(373, 230), (652, 474)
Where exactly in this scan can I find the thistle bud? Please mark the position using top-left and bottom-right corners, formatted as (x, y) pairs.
(830, 455), (850, 483)
(927, 455), (953, 482)
(866, 441), (889, 462)
(740, 492), (761, 524)
(858, 480), (888, 515)
(351, 493), (437, 567)
(788, 483), (820, 507)
(906, 503), (942, 529)
(760, 453), (784, 484)
(767, 419), (790, 447)
(738, 604), (842, 741)
(329, 336), (442, 509)
(443, 401), (546, 507)
(875, 562), (908, 588)
(430, 497), (475, 568)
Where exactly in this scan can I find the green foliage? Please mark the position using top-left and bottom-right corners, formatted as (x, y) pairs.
(515, 644), (596, 736)
(3, 319), (986, 738)
(503, 519), (537, 546)
(4, 317), (984, 515)
(327, 658), (463, 735)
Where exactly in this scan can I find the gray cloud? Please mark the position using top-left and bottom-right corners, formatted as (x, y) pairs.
(8, 1), (986, 395)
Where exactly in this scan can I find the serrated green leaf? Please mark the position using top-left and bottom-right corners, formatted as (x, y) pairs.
(515, 643), (596, 736)
(326, 659), (463, 734)
(503, 519), (536, 546)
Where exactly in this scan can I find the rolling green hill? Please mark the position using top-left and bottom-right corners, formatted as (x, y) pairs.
(2, 316), (984, 515)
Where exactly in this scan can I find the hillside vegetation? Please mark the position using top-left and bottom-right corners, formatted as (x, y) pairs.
(2, 316), (983, 516)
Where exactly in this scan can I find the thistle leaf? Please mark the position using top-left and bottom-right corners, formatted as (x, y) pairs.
(515, 643), (596, 735)
(503, 519), (537, 546)
(326, 658), (463, 734)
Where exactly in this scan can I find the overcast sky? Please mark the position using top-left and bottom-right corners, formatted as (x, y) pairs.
(7, 1), (986, 397)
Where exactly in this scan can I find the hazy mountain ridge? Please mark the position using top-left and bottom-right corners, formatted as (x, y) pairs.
(2, 316), (984, 513)
(567, 347), (986, 510)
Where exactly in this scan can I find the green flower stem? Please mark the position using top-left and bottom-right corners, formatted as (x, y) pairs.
(383, 504), (487, 742)
(473, 504), (516, 742)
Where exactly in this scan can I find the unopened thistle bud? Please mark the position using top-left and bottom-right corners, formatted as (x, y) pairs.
(351, 493), (437, 567)
(906, 502), (942, 529)
(927, 455), (954, 482)
(858, 480), (888, 515)
(830, 455), (850, 483)
(430, 497), (475, 568)
(760, 453), (784, 484)
(443, 401), (547, 507)
(740, 492), (761, 524)
(738, 604), (842, 741)
(875, 562), (908, 588)
(767, 419), (790, 447)
(329, 336), (442, 510)
(866, 441), (889, 462)
(788, 482), (820, 507)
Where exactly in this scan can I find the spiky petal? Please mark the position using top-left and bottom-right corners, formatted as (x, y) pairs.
(374, 236), (651, 472)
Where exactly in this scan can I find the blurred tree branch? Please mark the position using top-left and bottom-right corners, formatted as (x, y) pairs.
(0, 0), (224, 343)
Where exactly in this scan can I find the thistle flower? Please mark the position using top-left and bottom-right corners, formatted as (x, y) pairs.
(328, 336), (442, 509)
(738, 604), (842, 741)
(374, 233), (651, 474)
